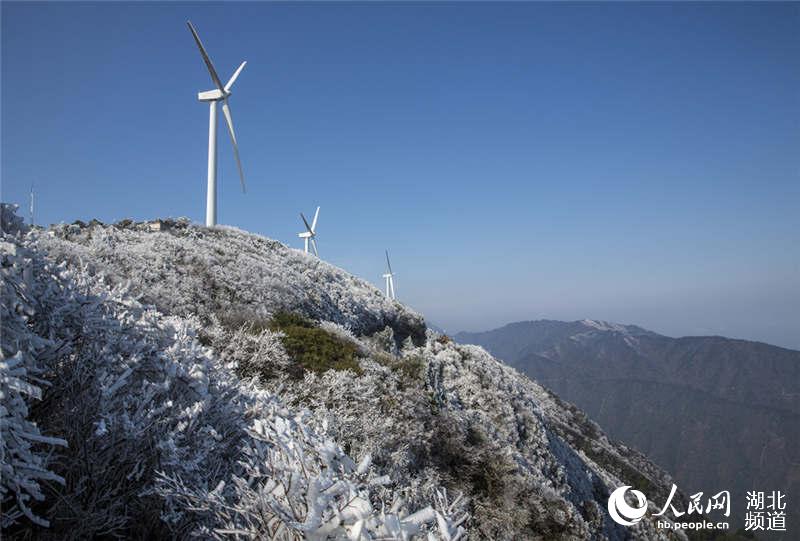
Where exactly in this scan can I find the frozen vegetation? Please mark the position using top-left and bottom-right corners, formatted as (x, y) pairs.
(1, 206), (690, 539)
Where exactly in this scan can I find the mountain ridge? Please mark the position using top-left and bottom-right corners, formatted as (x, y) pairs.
(1, 207), (693, 540)
(458, 317), (799, 353)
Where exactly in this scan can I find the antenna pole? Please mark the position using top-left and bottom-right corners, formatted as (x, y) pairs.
(29, 184), (35, 227)
(206, 100), (218, 227)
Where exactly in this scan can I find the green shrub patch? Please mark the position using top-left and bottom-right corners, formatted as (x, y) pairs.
(270, 311), (362, 377)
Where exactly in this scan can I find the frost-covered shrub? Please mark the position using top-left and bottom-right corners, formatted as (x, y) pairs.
(370, 351), (426, 389)
(1, 207), (464, 539)
(222, 325), (294, 381)
(364, 326), (397, 355)
(318, 320), (357, 343)
(0, 235), (66, 528)
(0, 203), (28, 235)
(156, 409), (469, 540)
(216, 308), (273, 333)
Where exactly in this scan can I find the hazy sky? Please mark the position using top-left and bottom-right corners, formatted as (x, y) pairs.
(2, 2), (799, 349)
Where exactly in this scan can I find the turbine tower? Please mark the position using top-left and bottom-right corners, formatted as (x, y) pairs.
(298, 206), (320, 256)
(383, 250), (396, 300)
(187, 21), (247, 227)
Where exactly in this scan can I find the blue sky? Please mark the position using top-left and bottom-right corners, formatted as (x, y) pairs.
(2, 2), (799, 348)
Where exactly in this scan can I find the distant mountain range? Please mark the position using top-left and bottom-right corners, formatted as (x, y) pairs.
(456, 319), (800, 535)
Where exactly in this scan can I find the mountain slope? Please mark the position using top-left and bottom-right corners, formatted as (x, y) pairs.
(3, 210), (690, 539)
(456, 319), (800, 534)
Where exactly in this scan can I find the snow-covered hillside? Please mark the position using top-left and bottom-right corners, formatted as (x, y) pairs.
(2, 207), (688, 540)
(34, 217), (426, 346)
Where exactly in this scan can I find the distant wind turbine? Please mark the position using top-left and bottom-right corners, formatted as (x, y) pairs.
(187, 21), (247, 227)
(383, 250), (396, 300)
(298, 206), (320, 256)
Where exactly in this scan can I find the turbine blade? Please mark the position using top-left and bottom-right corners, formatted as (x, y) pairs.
(187, 21), (226, 92)
(300, 212), (313, 233)
(386, 250), (393, 274)
(311, 239), (319, 257)
(311, 206), (320, 231)
(225, 61), (247, 92)
(221, 99), (246, 193)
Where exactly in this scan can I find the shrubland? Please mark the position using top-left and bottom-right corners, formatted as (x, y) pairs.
(2, 207), (689, 540)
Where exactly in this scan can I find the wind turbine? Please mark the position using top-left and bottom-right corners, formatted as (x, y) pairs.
(298, 206), (320, 256)
(383, 250), (396, 300)
(187, 21), (247, 227)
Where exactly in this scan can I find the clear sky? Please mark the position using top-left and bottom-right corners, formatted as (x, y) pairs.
(2, 2), (799, 349)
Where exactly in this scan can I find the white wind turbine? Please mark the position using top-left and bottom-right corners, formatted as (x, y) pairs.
(187, 21), (247, 227)
(383, 250), (396, 300)
(298, 206), (320, 256)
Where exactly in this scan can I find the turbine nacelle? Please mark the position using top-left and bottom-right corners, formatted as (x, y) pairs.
(196, 60), (246, 102)
(197, 88), (228, 102)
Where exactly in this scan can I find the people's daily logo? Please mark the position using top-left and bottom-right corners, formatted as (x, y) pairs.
(607, 484), (786, 533)
(607, 486), (648, 526)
